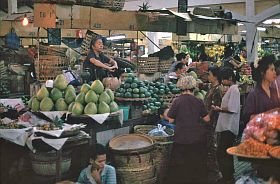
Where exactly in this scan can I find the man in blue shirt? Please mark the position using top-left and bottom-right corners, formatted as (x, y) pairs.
(84, 37), (118, 81)
(77, 144), (116, 184)
(157, 106), (175, 130)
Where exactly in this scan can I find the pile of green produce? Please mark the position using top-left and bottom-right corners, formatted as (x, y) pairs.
(143, 81), (181, 113)
(69, 81), (119, 116)
(115, 74), (151, 99)
(188, 71), (207, 100)
(28, 74), (119, 115)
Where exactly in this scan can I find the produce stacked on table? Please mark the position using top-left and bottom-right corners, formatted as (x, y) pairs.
(143, 81), (181, 113)
(115, 74), (151, 99)
(28, 74), (119, 115)
(234, 108), (280, 157)
(69, 80), (118, 115)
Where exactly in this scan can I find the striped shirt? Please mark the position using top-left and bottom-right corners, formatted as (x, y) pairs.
(77, 164), (116, 184)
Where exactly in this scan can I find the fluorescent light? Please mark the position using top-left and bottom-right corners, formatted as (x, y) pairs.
(263, 19), (280, 25)
(257, 27), (266, 31)
(107, 35), (126, 40)
(237, 23), (244, 26)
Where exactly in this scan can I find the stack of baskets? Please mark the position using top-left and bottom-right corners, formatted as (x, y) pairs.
(0, 61), (10, 97)
(96, 0), (125, 11)
(109, 134), (157, 184)
(158, 58), (173, 73)
(39, 45), (68, 57)
(136, 57), (159, 74)
(134, 125), (174, 184)
(35, 55), (69, 82)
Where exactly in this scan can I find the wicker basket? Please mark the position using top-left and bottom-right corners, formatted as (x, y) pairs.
(117, 165), (156, 183)
(160, 93), (181, 107)
(39, 45), (68, 57)
(29, 150), (72, 176)
(113, 151), (153, 168)
(159, 59), (173, 73)
(97, 0), (125, 11)
(136, 57), (159, 74)
(133, 125), (174, 142)
(154, 142), (173, 184)
(35, 55), (69, 82)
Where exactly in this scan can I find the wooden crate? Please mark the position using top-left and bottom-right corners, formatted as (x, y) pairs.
(136, 57), (159, 74)
(35, 55), (69, 82)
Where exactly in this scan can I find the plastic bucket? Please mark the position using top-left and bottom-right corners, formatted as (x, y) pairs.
(119, 106), (130, 121)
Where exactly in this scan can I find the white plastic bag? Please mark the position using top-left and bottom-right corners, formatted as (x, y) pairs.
(148, 124), (169, 137)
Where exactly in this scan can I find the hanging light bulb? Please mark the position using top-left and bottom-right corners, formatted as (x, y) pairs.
(22, 14), (29, 26)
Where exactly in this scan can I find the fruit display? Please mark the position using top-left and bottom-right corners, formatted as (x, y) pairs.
(205, 45), (225, 59)
(240, 75), (254, 85)
(240, 63), (252, 75)
(28, 74), (119, 115)
(28, 74), (69, 112)
(0, 119), (26, 129)
(228, 108), (280, 158)
(115, 73), (151, 99)
(143, 81), (182, 113)
(69, 80), (118, 116)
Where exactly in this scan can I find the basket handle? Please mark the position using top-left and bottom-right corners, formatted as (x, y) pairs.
(126, 151), (142, 164)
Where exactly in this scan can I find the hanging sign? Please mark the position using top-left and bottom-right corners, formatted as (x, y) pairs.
(47, 28), (61, 45)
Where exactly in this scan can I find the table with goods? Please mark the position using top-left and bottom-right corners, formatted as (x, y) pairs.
(227, 108), (280, 182)
(0, 72), (162, 183)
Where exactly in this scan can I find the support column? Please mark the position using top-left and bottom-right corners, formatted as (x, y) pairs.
(8, 0), (17, 14)
(245, 23), (258, 64)
(245, 0), (258, 64)
(147, 32), (160, 55)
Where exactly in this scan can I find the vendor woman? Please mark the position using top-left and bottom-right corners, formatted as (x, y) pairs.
(243, 55), (280, 124)
(84, 37), (118, 81)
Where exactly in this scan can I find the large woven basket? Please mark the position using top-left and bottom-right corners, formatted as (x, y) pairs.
(159, 58), (173, 73)
(35, 55), (69, 82)
(133, 125), (174, 143)
(29, 150), (72, 176)
(154, 142), (173, 184)
(136, 57), (159, 74)
(117, 165), (156, 183)
(97, 0), (125, 11)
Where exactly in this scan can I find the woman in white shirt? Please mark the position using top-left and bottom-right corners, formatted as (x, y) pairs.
(212, 67), (240, 184)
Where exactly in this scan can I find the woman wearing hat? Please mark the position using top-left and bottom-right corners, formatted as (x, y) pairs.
(165, 76), (210, 184)
(83, 37), (118, 81)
